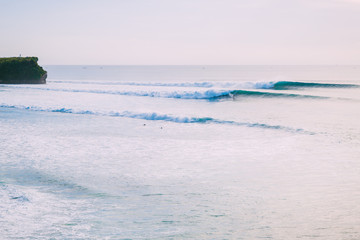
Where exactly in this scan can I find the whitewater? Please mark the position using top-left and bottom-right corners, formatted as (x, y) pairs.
(1, 65), (360, 239)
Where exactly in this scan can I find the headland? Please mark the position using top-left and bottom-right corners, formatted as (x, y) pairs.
(0, 57), (47, 84)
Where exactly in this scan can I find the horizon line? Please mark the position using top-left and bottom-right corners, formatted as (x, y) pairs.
(42, 64), (360, 67)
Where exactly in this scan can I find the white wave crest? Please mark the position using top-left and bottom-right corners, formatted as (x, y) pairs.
(0, 103), (312, 134)
(3, 85), (232, 99)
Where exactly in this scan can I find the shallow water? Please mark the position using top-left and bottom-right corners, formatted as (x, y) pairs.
(1, 65), (360, 239)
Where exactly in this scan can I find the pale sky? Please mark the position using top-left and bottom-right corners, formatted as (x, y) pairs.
(1, 0), (360, 65)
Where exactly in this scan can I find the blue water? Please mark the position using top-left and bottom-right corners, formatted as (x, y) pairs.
(1, 66), (360, 239)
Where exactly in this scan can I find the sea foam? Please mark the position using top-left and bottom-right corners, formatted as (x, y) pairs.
(3, 85), (325, 100)
(0, 103), (312, 134)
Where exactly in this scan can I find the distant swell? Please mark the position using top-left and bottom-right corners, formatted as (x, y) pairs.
(48, 80), (276, 89)
(0, 104), (314, 134)
(272, 81), (359, 90)
(225, 90), (327, 99)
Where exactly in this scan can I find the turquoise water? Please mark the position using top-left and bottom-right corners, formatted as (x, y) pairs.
(1, 66), (360, 239)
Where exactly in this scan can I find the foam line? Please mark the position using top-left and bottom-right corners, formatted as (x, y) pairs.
(0, 104), (314, 134)
(3, 85), (326, 100)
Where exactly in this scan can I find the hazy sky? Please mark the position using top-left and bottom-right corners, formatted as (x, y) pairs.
(1, 0), (360, 65)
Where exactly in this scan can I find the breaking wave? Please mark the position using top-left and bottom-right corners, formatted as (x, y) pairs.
(0, 104), (314, 134)
(3, 85), (325, 100)
(4, 80), (355, 100)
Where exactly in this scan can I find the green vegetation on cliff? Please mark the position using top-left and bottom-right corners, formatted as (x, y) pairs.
(0, 57), (47, 84)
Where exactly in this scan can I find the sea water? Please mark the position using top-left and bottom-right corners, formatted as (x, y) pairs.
(1, 65), (360, 239)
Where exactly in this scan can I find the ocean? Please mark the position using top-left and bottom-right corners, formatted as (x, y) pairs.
(1, 65), (360, 239)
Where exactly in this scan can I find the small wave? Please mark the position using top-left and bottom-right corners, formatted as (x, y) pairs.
(0, 104), (314, 134)
(110, 111), (215, 123)
(272, 81), (359, 90)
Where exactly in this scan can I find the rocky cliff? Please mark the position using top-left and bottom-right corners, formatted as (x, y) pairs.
(0, 57), (47, 84)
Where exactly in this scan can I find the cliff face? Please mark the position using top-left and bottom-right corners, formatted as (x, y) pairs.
(0, 57), (47, 84)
